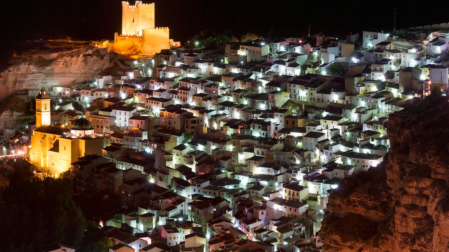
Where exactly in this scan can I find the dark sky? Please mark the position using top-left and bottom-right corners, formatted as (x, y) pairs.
(1, 0), (448, 52)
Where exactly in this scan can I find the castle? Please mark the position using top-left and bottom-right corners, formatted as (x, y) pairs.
(112, 1), (180, 56)
(28, 88), (105, 175)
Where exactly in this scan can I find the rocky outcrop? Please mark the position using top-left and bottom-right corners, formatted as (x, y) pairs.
(321, 97), (449, 252)
(0, 44), (116, 101)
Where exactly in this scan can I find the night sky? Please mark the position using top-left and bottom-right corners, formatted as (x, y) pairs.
(1, 0), (447, 54)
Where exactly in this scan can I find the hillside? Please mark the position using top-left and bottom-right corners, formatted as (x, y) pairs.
(321, 96), (449, 251)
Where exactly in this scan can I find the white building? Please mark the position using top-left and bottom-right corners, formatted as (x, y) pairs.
(362, 31), (389, 49)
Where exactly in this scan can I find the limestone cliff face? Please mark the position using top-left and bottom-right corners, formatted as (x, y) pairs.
(0, 46), (114, 101)
(321, 97), (449, 252)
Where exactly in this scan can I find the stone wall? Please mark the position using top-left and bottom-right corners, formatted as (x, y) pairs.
(142, 27), (170, 56)
(121, 1), (155, 35)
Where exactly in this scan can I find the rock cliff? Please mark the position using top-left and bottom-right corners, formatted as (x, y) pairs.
(0, 40), (118, 101)
(321, 97), (449, 252)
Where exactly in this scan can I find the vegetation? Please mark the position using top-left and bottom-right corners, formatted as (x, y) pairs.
(0, 162), (86, 251)
(184, 133), (192, 143)
(92, 49), (105, 60)
(78, 222), (114, 252)
(430, 86), (442, 99)
(281, 100), (302, 113)
(30, 56), (54, 68)
(0, 96), (29, 114)
(240, 33), (261, 42)
(328, 64), (339, 75)
(99, 62), (127, 76)
(73, 102), (84, 113)
(186, 29), (235, 49)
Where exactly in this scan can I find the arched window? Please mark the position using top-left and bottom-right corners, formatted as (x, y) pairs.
(132, 17), (135, 23)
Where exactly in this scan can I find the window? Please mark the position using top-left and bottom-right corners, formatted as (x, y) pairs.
(64, 146), (66, 151)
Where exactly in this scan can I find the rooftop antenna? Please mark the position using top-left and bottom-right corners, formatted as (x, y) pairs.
(392, 8), (398, 36)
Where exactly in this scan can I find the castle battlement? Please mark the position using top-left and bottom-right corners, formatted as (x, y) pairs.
(122, 1), (154, 7)
(143, 27), (169, 31)
(115, 1), (171, 56)
(118, 34), (143, 38)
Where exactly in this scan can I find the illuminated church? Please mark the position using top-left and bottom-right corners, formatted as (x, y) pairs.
(29, 88), (105, 175)
(111, 1), (180, 56)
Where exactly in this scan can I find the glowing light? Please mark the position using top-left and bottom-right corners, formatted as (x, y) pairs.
(150, 178), (154, 183)
(331, 184), (338, 189)
(322, 70), (327, 75)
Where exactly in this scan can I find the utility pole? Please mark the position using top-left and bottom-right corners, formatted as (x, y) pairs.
(392, 8), (398, 36)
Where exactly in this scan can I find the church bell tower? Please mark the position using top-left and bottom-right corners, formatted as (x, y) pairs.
(36, 87), (51, 128)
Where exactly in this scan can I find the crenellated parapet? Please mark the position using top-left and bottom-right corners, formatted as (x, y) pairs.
(122, 1), (154, 7)
(115, 1), (173, 56)
(122, 1), (155, 35)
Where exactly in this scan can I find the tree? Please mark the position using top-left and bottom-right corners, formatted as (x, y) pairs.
(240, 33), (260, 42)
(0, 162), (86, 251)
(430, 86), (442, 99)
(78, 222), (113, 252)
(184, 133), (192, 143)
(73, 102), (84, 112)
(328, 64), (339, 75)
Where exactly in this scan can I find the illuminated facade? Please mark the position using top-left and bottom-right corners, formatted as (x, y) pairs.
(112, 1), (180, 56)
(29, 88), (105, 175)
(36, 87), (51, 128)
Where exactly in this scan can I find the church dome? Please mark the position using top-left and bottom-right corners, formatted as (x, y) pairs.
(72, 118), (93, 130)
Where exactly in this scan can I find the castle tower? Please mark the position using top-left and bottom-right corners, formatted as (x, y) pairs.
(36, 87), (51, 128)
(122, 1), (155, 35)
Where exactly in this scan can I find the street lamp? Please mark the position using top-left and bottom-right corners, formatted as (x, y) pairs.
(195, 41), (199, 47)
